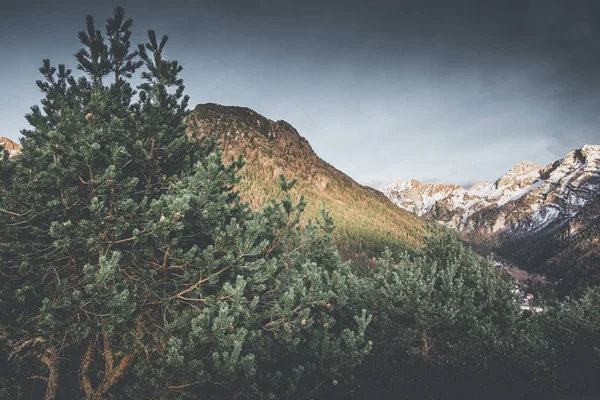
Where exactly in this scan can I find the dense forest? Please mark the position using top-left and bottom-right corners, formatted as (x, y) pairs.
(1, 7), (599, 399)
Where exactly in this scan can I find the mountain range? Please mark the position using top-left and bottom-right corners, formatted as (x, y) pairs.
(4, 107), (598, 294)
(384, 145), (600, 295)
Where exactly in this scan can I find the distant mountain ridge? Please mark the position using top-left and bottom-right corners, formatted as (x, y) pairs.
(384, 145), (600, 294)
(384, 145), (600, 238)
(187, 103), (432, 257)
(383, 160), (542, 232)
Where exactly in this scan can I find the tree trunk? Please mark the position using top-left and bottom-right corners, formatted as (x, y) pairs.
(87, 350), (136, 400)
(40, 346), (59, 400)
(80, 329), (139, 399)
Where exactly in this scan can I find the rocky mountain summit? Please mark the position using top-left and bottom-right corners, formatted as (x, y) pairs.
(384, 145), (600, 238)
(0, 137), (20, 157)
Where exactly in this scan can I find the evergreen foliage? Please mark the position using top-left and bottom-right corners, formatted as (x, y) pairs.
(347, 233), (522, 397)
(0, 7), (369, 399)
(347, 234), (600, 399)
(2, 6), (600, 400)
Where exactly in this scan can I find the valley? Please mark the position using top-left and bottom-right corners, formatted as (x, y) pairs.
(384, 145), (600, 296)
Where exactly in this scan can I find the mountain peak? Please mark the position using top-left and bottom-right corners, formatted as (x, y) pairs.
(190, 103), (300, 142)
(382, 178), (466, 216)
(0, 137), (20, 157)
(495, 160), (541, 191)
(539, 144), (600, 182)
(580, 144), (600, 164)
(187, 104), (428, 255)
(581, 144), (600, 152)
(507, 160), (541, 175)
(468, 182), (488, 191)
(188, 103), (316, 164)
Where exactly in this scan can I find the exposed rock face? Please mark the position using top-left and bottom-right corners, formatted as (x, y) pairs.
(383, 145), (600, 239)
(0, 137), (20, 157)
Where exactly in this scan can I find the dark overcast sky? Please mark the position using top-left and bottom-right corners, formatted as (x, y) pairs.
(2, 0), (600, 187)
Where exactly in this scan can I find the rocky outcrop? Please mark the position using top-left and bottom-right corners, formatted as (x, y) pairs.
(0, 137), (20, 158)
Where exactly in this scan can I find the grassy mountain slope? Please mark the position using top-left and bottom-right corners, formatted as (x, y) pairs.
(187, 103), (432, 258)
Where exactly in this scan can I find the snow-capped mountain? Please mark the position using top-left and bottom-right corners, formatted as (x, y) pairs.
(383, 145), (600, 238)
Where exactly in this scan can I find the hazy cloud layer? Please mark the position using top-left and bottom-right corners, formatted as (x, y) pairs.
(2, 0), (600, 187)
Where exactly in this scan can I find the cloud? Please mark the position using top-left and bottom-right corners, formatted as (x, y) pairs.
(2, 0), (600, 187)
(361, 180), (385, 190)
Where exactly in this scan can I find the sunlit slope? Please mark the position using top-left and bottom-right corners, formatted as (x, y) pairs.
(188, 103), (432, 257)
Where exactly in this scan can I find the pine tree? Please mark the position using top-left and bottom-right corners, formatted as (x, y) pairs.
(346, 232), (524, 398)
(0, 7), (370, 399)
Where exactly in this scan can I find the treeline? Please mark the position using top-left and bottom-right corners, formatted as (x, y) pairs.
(1, 8), (600, 399)
(228, 146), (430, 260)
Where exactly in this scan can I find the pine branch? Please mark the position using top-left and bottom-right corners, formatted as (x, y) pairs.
(102, 332), (114, 377)
(109, 236), (138, 245)
(80, 340), (95, 399)
(171, 265), (231, 301)
(168, 382), (201, 390)
(80, 318), (143, 400)
(39, 346), (60, 400)
(162, 247), (169, 282)
(0, 207), (30, 217)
